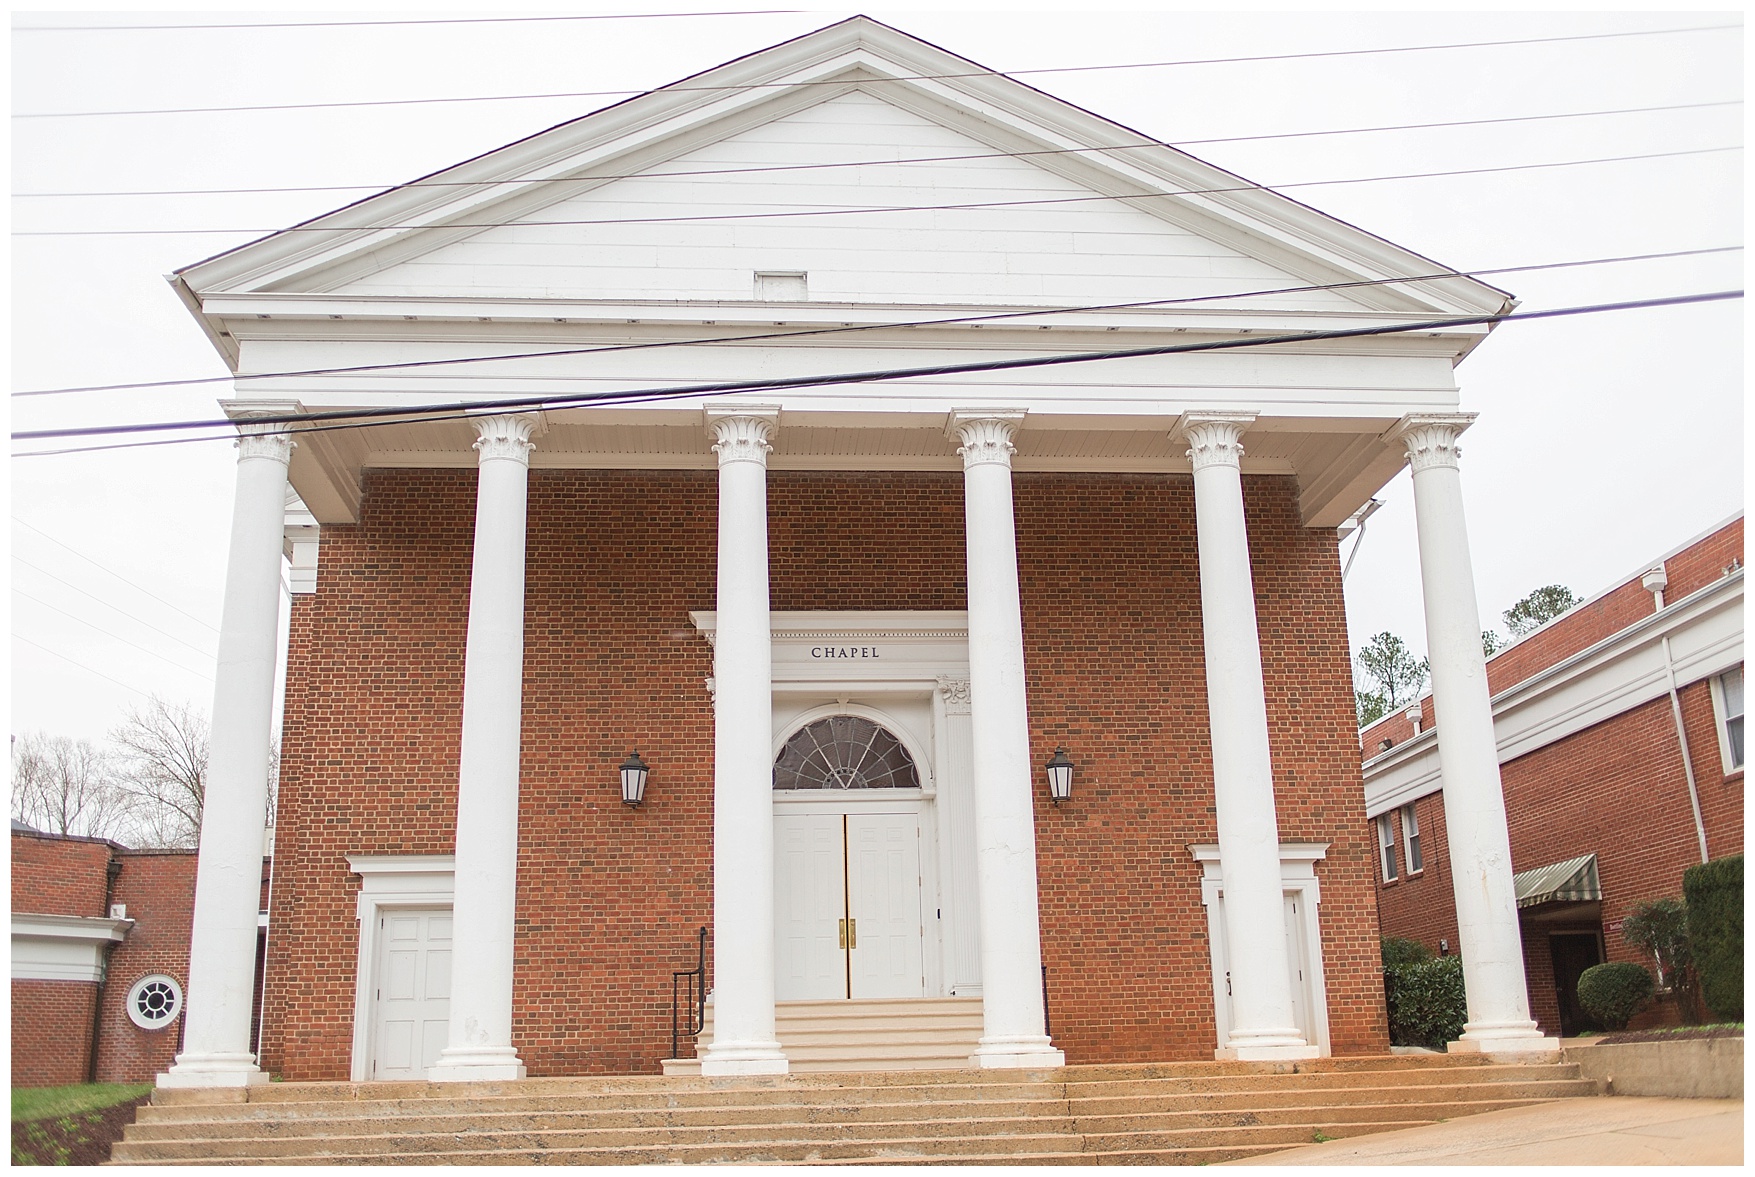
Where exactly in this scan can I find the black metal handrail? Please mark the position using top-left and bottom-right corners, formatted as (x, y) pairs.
(1041, 963), (1051, 1037)
(671, 925), (708, 1059)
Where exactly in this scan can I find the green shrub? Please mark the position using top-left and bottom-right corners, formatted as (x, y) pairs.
(1576, 962), (1655, 1030)
(1684, 854), (1743, 1021)
(1381, 937), (1433, 967)
(1385, 956), (1466, 1050)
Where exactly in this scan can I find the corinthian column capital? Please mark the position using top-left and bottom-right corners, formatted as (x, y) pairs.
(1391, 413), (1477, 474)
(707, 406), (779, 468)
(230, 405), (301, 465)
(949, 409), (1025, 470)
(1172, 411), (1257, 472)
(470, 413), (542, 466)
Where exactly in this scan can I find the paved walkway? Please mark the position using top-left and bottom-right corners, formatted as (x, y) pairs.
(1225, 1096), (1743, 1166)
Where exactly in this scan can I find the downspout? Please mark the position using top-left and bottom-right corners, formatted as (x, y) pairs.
(88, 852), (124, 1083)
(1643, 567), (1710, 863)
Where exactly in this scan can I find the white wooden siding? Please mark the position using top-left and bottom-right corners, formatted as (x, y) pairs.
(335, 91), (1362, 311)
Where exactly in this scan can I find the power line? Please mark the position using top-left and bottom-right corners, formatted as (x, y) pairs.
(12, 246), (1741, 399)
(10, 517), (222, 632)
(12, 100), (1739, 200)
(12, 290), (1741, 452)
(14, 588), (216, 682)
(13, 23), (1738, 120)
(11, 633), (157, 700)
(16, 11), (802, 33)
(13, 553), (219, 659)
(13, 145), (1742, 238)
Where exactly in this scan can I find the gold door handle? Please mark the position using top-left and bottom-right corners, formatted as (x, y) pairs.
(838, 919), (847, 949)
(847, 918), (857, 949)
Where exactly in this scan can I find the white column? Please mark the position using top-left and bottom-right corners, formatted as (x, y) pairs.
(160, 419), (293, 1088)
(1394, 414), (1556, 1057)
(700, 407), (788, 1076)
(1174, 411), (1317, 1062)
(430, 413), (540, 1082)
(951, 410), (1064, 1069)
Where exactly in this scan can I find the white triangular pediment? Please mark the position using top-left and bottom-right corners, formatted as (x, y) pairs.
(178, 18), (1507, 321)
(316, 90), (1369, 314)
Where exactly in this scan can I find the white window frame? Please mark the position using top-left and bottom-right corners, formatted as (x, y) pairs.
(1376, 814), (1398, 883)
(1399, 804), (1423, 875)
(346, 855), (454, 1083)
(1710, 664), (1744, 773)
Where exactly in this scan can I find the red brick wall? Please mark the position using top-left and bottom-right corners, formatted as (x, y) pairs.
(12, 831), (113, 916)
(11, 981), (99, 1087)
(96, 851), (198, 1083)
(265, 468), (1383, 1080)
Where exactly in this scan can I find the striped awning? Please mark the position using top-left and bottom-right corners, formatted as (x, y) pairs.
(1513, 853), (1601, 909)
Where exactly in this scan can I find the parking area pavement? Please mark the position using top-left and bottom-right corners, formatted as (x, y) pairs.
(1224, 1096), (1744, 1166)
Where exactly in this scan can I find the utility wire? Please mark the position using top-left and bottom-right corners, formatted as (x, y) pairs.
(14, 588), (216, 682)
(11, 632), (157, 700)
(11, 517), (222, 632)
(15, 146), (1739, 237)
(12, 290), (1741, 451)
(13, 554), (218, 658)
(12, 100), (1739, 200)
(16, 11), (801, 32)
(13, 23), (1739, 119)
(12, 246), (1741, 399)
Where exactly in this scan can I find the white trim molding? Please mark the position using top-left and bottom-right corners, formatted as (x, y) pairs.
(346, 855), (456, 1083)
(1189, 843), (1333, 1057)
(1365, 568), (1745, 819)
(12, 913), (134, 982)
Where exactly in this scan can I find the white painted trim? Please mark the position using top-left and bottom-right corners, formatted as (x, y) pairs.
(1189, 843), (1332, 1057)
(1364, 570), (1745, 818)
(346, 855), (455, 1083)
(11, 913), (133, 982)
(1709, 664), (1745, 775)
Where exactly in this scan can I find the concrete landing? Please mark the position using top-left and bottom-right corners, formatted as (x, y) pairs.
(1227, 1096), (1743, 1166)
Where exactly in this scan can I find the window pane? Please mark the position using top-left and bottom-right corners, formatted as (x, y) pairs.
(1729, 715), (1745, 770)
(1723, 666), (1744, 717)
(773, 716), (920, 790)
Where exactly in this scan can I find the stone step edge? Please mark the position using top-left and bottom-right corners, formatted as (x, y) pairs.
(110, 1119), (1431, 1162)
(130, 1087), (1588, 1132)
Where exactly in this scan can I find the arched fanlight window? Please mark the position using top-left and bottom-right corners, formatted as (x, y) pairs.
(773, 715), (921, 791)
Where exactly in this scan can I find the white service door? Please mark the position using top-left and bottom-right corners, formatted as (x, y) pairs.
(372, 908), (452, 1080)
(1283, 893), (1307, 1038)
(776, 814), (849, 1000)
(846, 813), (925, 999)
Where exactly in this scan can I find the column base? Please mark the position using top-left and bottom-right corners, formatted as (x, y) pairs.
(1449, 1021), (1560, 1060)
(1216, 1029), (1320, 1062)
(971, 1036), (1065, 1069)
(699, 1041), (790, 1076)
(428, 1045), (527, 1083)
(158, 1052), (272, 1088)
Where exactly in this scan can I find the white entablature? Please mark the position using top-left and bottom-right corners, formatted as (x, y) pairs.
(171, 16), (1512, 531)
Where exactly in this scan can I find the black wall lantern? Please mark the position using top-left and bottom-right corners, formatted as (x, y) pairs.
(1043, 746), (1074, 805)
(620, 750), (650, 807)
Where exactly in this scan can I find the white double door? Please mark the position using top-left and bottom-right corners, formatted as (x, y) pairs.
(775, 809), (926, 1000)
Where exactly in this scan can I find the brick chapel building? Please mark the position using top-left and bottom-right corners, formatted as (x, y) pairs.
(1364, 516), (1744, 1036)
(156, 18), (1565, 1088)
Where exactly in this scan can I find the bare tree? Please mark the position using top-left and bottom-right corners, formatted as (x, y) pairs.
(110, 697), (209, 849)
(10, 732), (130, 840)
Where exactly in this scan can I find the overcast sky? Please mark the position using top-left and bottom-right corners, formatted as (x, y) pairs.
(11, 7), (1744, 746)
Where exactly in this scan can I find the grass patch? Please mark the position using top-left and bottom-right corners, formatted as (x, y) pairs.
(12, 1084), (151, 1125)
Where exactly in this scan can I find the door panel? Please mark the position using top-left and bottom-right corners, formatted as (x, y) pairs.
(846, 814), (925, 999)
(775, 814), (849, 1000)
(373, 908), (452, 1080)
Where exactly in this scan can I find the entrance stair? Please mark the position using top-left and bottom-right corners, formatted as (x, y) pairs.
(664, 997), (985, 1075)
(111, 1054), (1601, 1165)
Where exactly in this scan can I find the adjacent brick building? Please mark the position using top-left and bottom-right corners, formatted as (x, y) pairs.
(1363, 516), (1745, 1036)
(11, 823), (269, 1086)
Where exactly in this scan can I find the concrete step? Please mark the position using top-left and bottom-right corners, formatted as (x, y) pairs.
(673, 996), (986, 1075)
(113, 1055), (1603, 1166)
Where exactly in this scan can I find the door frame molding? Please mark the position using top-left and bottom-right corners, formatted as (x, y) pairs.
(1189, 842), (1333, 1057)
(345, 854), (454, 1082)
